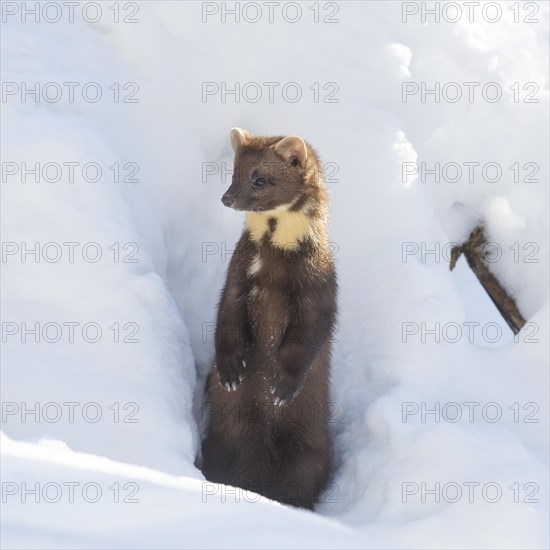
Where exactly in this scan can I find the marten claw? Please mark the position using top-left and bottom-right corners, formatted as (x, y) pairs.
(273, 392), (298, 407)
(274, 395), (287, 407)
(217, 355), (246, 391)
(270, 377), (301, 406)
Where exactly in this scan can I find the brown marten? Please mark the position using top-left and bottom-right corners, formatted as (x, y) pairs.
(201, 128), (337, 510)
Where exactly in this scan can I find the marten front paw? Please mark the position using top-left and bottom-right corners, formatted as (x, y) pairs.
(270, 370), (304, 407)
(216, 353), (246, 392)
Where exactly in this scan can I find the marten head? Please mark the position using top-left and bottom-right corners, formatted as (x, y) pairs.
(222, 128), (322, 213)
(222, 128), (329, 250)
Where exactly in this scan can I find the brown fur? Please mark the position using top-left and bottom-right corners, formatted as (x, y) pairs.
(201, 129), (338, 510)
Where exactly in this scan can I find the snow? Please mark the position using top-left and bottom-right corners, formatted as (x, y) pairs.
(1, 1), (548, 548)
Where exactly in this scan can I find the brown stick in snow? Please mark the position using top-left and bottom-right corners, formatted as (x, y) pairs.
(449, 225), (526, 335)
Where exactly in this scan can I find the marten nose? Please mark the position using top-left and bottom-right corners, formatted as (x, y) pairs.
(222, 194), (234, 208)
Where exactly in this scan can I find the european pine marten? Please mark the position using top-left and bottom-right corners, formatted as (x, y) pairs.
(201, 128), (337, 510)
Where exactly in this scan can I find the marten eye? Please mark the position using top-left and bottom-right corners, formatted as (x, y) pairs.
(290, 158), (299, 167)
(254, 177), (267, 187)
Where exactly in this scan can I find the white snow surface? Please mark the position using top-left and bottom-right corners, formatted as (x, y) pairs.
(1, 1), (548, 548)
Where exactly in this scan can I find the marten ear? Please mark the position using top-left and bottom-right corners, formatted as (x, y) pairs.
(230, 128), (249, 152)
(274, 136), (308, 166)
